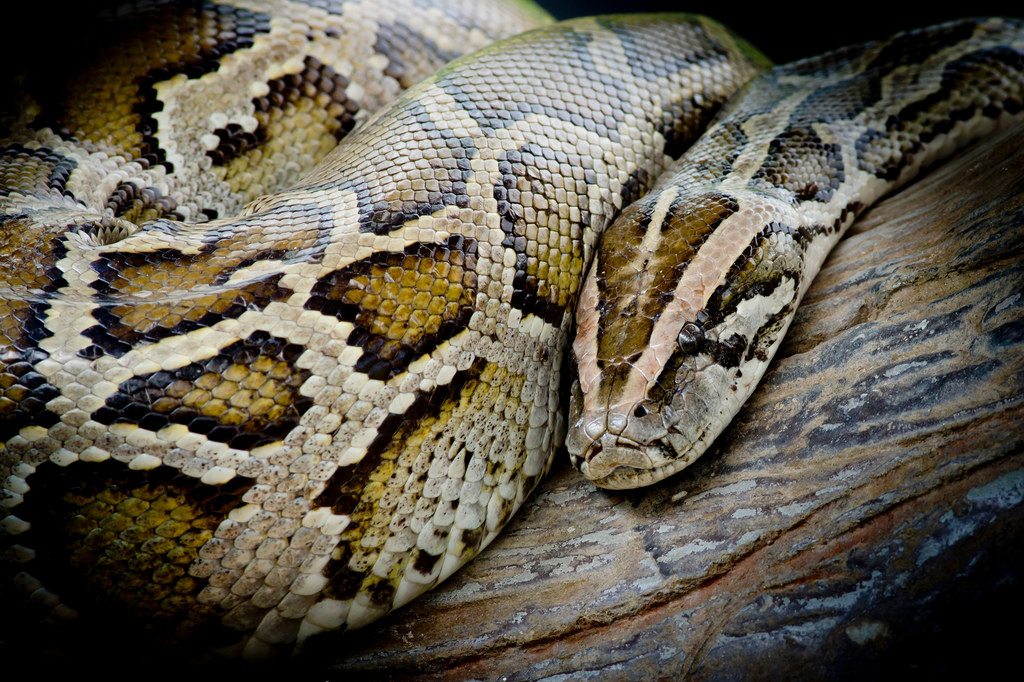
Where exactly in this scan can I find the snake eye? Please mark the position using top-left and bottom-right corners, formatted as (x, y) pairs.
(677, 321), (705, 355)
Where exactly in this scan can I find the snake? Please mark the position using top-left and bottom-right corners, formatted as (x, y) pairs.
(1, 0), (1022, 661)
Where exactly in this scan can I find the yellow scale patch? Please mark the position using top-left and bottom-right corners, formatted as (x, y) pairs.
(25, 461), (246, 639)
(336, 248), (476, 356)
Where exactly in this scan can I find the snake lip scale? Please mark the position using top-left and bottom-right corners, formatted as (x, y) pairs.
(1, 0), (1022, 659)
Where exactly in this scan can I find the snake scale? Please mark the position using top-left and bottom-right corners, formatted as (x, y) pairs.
(1, 0), (1022, 660)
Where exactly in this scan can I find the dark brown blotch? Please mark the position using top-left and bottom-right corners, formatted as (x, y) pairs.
(93, 331), (311, 450)
(753, 127), (844, 202)
(305, 235), (478, 381)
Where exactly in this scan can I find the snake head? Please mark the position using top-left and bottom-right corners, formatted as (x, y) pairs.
(566, 189), (806, 489)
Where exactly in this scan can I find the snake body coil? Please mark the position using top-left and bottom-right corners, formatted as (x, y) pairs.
(1, 0), (1022, 659)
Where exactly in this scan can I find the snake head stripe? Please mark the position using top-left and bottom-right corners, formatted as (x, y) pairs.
(568, 16), (1024, 489)
(568, 189), (810, 488)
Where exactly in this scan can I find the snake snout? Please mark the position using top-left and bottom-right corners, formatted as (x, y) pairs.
(577, 433), (680, 489)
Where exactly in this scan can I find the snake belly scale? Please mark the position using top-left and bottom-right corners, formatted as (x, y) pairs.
(1, 0), (1023, 660)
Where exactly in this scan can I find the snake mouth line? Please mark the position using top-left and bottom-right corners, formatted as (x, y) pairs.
(581, 436), (693, 489)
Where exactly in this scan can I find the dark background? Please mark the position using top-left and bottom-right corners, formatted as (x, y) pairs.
(540, 1), (1023, 63)
(4, 2), (1022, 69)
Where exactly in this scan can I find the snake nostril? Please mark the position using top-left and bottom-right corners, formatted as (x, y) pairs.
(633, 404), (648, 418)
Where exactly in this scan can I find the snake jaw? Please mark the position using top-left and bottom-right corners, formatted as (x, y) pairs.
(576, 432), (695, 489)
(567, 389), (683, 488)
(579, 432), (652, 476)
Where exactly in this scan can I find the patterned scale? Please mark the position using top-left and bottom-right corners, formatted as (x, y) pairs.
(0, 2), (765, 658)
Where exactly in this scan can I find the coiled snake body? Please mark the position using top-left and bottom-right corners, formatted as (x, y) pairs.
(1, 0), (1021, 659)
